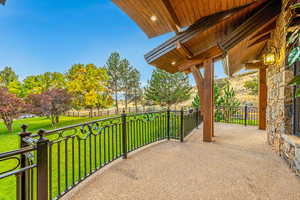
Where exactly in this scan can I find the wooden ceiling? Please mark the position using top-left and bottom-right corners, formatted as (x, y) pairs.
(113, 0), (281, 76)
(112, 0), (261, 38)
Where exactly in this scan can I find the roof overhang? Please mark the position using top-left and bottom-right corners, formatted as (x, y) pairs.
(113, 0), (280, 76)
(145, 0), (280, 75)
(112, 0), (261, 38)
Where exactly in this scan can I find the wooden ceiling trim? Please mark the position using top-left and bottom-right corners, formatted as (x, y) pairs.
(161, 0), (182, 33)
(144, 2), (254, 64)
(247, 33), (271, 48)
(176, 42), (194, 59)
(219, 0), (281, 51)
(177, 46), (223, 72)
(248, 19), (276, 41)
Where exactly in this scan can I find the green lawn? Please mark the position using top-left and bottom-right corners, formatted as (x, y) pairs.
(0, 116), (109, 200)
(0, 116), (105, 153)
(0, 113), (181, 200)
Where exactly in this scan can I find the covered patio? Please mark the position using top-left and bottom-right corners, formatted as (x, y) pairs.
(63, 123), (300, 200)
(112, 0), (277, 142)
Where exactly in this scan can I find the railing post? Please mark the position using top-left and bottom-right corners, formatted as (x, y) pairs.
(18, 125), (31, 200)
(244, 105), (248, 126)
(167, 108), (170, 140)
(180, 107), (184, 142)
(36, 130), (49, 200)
(121, 110), (127, 159)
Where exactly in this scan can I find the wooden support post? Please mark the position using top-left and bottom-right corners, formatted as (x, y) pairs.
(191, 66), (204, 112)
(259, 67), (267, 130)
(203, 59), (214, 142)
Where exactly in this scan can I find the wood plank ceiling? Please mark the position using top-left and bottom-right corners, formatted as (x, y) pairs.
(112, 0), (261, 38)
(112, 0), (279, 76)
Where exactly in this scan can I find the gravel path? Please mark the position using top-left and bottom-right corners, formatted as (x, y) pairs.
(63, 123), (300, 200)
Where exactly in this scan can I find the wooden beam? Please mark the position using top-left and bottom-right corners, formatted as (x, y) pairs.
(177, 46), (223, 72)
(245, 62), (268, 70)
(247, 33), (271, 48)
(219, 0), (280, 51)
(145, 3), (255, 63)
(203, 59), (214, 142)
(259, 67), (267, 130)
(249, 20), (276, 41)
(176, 42), (193, 59)
(191, 66), (204, 112)
(161, 0), (181, 33)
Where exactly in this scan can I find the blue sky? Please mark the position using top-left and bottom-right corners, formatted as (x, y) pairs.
(0, 0), (227, 86)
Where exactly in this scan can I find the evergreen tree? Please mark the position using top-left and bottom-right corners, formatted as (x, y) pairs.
(119, 59), (133, 110)
(127, 69), (142, 111)
(145, 69), (192, 106)
(104, 52), (123, 112)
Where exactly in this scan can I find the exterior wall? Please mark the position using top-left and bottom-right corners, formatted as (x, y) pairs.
(266, 0), (300, 175)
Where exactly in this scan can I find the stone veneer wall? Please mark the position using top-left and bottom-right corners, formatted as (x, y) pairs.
(266, 0), (300, 175)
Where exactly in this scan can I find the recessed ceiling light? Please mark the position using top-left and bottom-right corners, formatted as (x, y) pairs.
(150, 15), (157, 22)
(171, 61), (176, 65)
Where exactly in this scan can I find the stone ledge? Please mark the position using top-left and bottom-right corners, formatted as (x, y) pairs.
(281, 134), (300, 148)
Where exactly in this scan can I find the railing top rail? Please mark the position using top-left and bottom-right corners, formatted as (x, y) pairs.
(31, 115), (122, 137)
(0, 146), (36, 159)
(126, 110), (165, 117)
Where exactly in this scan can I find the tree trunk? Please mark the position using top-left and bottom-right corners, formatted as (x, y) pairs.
(134, 91), (138, 113)
(51, 115), (55, 126)
(125, 91), (128, 112)
(115, 92), (119, 113)
(55, 115), (59, 124)
(3, 115), (13, 133)
(90, 108), (93, 118)
(5, 120), (13, 133)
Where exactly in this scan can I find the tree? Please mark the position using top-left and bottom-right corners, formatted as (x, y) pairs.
(127, 69), (143, 111)
(192, 95), (200, 109)
(191, 83), (222, 108)
(219, 82), (240, 121)
(145, 69), (192, 106)
(0, 88), (26, 132)
(95, 92), (113, 112)
(0, 67), (18, 87)
(120, 60), (142, 111)
(23, 72), (66, 95)
(104, 52), (123, 112)
(244, 77), (258, 95)
(27, 89), (72, 125)
(119, 59), (132, 110)
(66, 64), (111, 111)
(191, 81), (239, 121)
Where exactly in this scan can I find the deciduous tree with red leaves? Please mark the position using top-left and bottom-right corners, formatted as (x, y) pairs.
(0, 88), (26, 132)
(27, 88), (72, 126)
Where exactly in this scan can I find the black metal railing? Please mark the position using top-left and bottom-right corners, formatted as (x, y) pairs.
(0, 109), (202, 200)
(215, 106), (258, 126)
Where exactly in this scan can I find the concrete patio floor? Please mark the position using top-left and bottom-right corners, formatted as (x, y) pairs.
(63, 123), (300, 200)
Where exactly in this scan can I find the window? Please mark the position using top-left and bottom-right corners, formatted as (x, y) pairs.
(294, 62), (300, 136)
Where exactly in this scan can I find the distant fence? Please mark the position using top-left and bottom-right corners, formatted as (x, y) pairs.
(0, 108), (202, 200)
(64, 105), (183, 118)
(215, 106), (258, 126)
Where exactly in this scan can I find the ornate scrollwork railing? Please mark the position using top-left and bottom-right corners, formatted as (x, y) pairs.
(0, 109), (202, 200)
